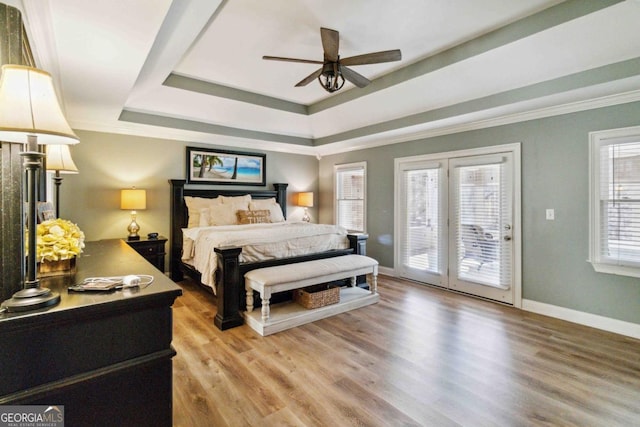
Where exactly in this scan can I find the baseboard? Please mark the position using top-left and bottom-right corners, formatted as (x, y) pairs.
(522, 299), (640, 340)
(379, 268), (639, 340)
(378, 266), (395, 277)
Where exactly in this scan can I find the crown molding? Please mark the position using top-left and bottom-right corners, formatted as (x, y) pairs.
(314, 89), (640, 156)
(70, 87), (640, 158)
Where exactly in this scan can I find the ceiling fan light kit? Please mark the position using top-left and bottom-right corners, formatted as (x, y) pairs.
(318, 62), (345, 93)
(263, 27), (401, 93)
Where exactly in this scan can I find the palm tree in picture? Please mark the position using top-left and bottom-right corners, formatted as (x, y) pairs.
(198, 155), (223, 178)
(231, 157), (238, 180)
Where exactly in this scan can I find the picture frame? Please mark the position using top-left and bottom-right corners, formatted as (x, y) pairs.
(37, 202), (56, 222)
(186, 146), (266, 186)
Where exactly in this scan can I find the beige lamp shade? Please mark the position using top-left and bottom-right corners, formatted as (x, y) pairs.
(297, 192), (314, 208)
(120, 189), (147, 210)
(0, 65), (79, 145)
(0, 66), (78, 312)
(46, 144), (79, 173)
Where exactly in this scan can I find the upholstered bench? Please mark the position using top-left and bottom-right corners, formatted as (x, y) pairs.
(243, 254), (379, 335)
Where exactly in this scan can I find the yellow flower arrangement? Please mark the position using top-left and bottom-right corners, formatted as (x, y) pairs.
(31, 218), (85, 262)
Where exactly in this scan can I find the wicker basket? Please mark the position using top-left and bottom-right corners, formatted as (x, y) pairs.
(293, 284), (340, 309)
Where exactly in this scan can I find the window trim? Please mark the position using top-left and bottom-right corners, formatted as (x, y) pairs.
(334, 161), (367, 233)
(588, 125), (640, 278)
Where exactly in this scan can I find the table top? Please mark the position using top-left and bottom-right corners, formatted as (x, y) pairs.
(124, 235), (168, 244)
(0, 239), (182, 326)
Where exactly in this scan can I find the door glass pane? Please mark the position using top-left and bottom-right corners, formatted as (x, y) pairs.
(455, 162), (511, 289)
(402, 168), (440, 273)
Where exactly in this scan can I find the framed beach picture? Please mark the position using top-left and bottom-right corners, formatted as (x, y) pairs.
(186, 147), (266, 186)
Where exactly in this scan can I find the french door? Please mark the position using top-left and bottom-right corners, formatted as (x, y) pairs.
(395, 145), (520, 305)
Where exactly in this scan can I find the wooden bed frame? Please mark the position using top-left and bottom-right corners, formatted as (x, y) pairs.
(169, 179), (368, 330)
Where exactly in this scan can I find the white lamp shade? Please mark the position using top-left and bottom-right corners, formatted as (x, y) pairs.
(0, 65), (79, 145)
(297, 192), (314, 208)
(121, 189), (147, 210)
(46, 144), (79, 173)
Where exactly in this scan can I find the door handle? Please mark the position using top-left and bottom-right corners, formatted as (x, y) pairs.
(504, 235), (512, 241)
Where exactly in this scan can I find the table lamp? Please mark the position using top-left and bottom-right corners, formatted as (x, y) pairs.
(297, 192), (314, 222)
(45, 144), (79, 218)
(121, 188), (147, 240)
(0, 65), (80, 312)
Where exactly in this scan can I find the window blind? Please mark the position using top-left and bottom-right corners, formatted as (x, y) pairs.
(598, 140), (640, 266)
(454, 162), (511, 289)
(400, 167), (440, 273)
(336, 164), (365, 232)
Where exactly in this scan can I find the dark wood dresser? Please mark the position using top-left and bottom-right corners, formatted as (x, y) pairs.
(0, 239), (182, 427)
(124, 235), (167, 272)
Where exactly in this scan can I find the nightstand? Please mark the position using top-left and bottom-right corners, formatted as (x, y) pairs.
(124, 235), (167, 272)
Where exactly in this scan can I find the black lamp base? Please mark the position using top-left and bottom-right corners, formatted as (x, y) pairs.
(1, 287), (61, 312)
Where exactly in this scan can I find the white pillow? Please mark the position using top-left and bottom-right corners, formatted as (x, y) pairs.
(268, 203), (285, 223)
(220, 194), (251, 209)
(185, 196), (212, 228)
(217, 195), (250, 224)
(249, 198), (285, 223)
(249, 198), (276, 210)
(198, 208), (211, 227)
(184, 196), (221, 228)
(209, 202), (238, 226)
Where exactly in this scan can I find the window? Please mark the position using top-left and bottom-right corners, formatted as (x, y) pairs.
(589, 126), (640, 278)
(335, 162), (366, 232)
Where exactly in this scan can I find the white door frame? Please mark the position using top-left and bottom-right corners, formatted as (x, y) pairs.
(394, 143), (522, 308)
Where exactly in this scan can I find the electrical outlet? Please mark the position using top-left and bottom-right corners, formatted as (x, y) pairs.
(546, 209), (555, 220)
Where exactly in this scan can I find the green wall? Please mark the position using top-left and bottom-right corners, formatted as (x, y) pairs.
(59, 130), (319, 253)
(319, 101), (640, 324)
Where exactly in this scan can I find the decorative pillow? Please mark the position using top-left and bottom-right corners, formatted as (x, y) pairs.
(237, 209), (271, 224)
(184, 196), (221, 228)
(249, 198), (285, 223)
(208, 202), (238, 226)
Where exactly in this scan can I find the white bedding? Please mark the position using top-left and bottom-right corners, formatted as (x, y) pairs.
(181, 222), (350, 291)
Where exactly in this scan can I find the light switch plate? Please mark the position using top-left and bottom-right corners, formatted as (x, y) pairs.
(546, 209), (555, 220)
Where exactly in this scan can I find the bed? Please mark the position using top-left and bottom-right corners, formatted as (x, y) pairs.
(169, 179), (368, 330)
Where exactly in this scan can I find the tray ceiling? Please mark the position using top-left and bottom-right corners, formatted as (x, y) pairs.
(16, 0), (640, 156)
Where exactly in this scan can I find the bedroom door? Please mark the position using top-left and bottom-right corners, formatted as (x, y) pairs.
(395, 145), (519, 305)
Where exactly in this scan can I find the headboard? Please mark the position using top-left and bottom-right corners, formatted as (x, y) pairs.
(168, 179), (288, 281)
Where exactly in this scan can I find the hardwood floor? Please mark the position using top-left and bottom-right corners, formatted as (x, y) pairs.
(171, 275), (640, 426)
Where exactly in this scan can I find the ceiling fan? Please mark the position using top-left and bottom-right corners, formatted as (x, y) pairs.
(263, 27), (402, 93)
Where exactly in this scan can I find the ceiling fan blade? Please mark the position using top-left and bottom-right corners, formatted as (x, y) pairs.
(295, 68), (323, 87)
(321, 27), (339, 62)
(340, 66), (371, 88)
(340, 49), (402, 66)
(263, 55), (323, 65)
